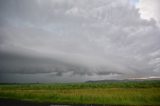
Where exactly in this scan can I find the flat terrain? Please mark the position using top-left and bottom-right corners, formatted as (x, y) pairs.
(0, 81), (160, 106)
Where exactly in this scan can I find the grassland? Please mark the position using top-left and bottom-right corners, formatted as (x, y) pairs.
(0, 80), (160, 105)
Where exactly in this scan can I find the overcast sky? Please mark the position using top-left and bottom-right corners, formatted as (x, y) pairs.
(0, 0), (160, 83)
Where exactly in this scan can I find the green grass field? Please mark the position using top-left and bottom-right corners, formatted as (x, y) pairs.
(0, 80), (160, 105)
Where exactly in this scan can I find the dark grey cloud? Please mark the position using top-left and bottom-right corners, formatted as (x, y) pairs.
(0, 0), (160, 82)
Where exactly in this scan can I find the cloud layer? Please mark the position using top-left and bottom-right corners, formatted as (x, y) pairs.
(0, 0), (160, 82)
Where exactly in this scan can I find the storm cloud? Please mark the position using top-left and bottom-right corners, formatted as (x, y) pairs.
(0, 0), (160, 82)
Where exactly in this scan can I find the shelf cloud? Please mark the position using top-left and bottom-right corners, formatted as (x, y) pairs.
(0, 0), (160, 82)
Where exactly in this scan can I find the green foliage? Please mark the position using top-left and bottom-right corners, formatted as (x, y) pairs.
(0, 80), (160, 105)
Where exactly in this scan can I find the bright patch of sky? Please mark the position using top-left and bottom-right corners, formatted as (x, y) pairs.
(137, 0), (160, 27)
(130, 0), (139, 6)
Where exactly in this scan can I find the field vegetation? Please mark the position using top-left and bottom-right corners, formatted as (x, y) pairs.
(0, 80), (160, 105)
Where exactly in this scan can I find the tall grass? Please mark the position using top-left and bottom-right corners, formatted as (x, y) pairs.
(0, 80), (160, 105)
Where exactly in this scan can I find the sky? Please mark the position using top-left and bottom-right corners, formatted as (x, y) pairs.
(0, 0), (160, 83)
